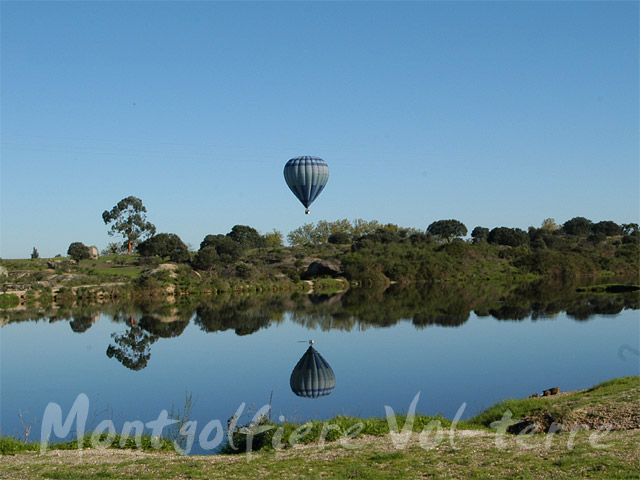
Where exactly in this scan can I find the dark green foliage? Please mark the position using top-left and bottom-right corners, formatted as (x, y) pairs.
(488, 227), (529, 247)
(235, 263), (253, 279)
(67, 242), (90, 261)
(200, 234), (225, 250)
(106, 323), (157, 371)
(216, 237), (244, 262)
(591, 220), (622, 237)
(200, 234), (244, 263)
(136, 233), (189, 262)
(528, 227), (561, 250)
(31, 247), (39, 259)
(622, 223), (639, 236)
(371, 227), (401, 244)
(0, 436), (38, 454)
(264, 230), (283, 247)
(615, 243), (640, 263)
(102, 196), (156, 254)
(328, 231), (352, 244)
(513, 249), (598, 278)
(427, 219), (467, 243)
(562, 216), (592, 236)
(409, 232), (432, 245)
(588, 231), (607, 245)
(194, 297), (274, 336)
(287, 219), (380, 246)
(0, 294), (20, 309)
(139, 315), (188, 338)
(192, 246), (218, 271)
(69, 315), (94, 333)
(471, 226), (489, 243)
(226, 225), (266, 248)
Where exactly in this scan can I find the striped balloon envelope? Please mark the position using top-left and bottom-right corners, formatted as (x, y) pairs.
(289, 342), (335, 398)
(283, 156), (329, 214)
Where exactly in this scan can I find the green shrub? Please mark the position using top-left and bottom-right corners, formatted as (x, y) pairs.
(0, 293), (19, 309)
(136, 233), (189, 262)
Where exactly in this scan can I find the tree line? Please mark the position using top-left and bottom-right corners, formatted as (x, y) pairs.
(61, 197), (638, 283)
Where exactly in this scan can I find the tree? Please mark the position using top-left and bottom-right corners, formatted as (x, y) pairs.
(199, 234), (243, 263)
(67, 242), (90, 261)
(287, 223), (317, 246)
(471, 227), (489, 243)
(562, 217), (592, 236)
(487, 227), (529, 247)
(621, 223), (639, 244)
(136, 233), (189, 262)
(328, 231), (352, 244)
(69, 316), (94, 333)
(426, 220), (467, 243)
(264, 230), (283, 248)
(106, 316), (157, 371)
(350, 219), (381, 237)
(541, 218), (559, 231)
(622, 223), (639, 236)
(192, 247), (219, 271)
(102, 196), (156, 254)
(226, 225), (266, 248)
(31, 247), (39, 259)
(591, 221), (622, 237)
(200, 234), (226, 251)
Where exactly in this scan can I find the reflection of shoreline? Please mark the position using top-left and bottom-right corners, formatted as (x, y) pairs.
(3, 284), (639, 329)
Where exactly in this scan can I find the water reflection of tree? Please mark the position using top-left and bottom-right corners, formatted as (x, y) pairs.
(194, 295), (286, 336)
(106, 315), (158, 371)
(69, 315), (96, 333)
(3, 281), (638, 358)
(342, 286), (474, 329)
(138, 315), (189, 338)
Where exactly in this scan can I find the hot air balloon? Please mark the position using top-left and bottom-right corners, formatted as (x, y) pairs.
(290, 340), (335, 398)
(283, 156), (329, 214)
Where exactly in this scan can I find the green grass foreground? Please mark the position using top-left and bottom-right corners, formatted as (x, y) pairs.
(1, 377), (638, 479)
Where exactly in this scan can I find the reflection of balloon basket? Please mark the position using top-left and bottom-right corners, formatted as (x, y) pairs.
(290, 344), (335, 399)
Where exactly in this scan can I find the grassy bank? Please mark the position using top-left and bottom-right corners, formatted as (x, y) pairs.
(1, 377), (637, 479)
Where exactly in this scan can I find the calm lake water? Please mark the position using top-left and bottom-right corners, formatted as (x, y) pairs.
(1, 284), (638, 454)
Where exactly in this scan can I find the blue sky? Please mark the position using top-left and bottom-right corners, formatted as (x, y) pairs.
(1, 1), (638, 258)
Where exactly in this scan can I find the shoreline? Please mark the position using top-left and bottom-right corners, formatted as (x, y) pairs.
(3, 376), (638, 453)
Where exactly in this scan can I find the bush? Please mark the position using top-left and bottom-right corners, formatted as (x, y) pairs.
(562, 217), (592, 236)
(235, 263), (253, 279)
(328, 232), (352, 244)
(471, 226), (489, 243)
(0, 293), (19, 309)
(488, 227), (529, 247)
(200, 234), (244, 263)
(136, 233), (189, 262)
(591, 220), (622, 237)
(193, 247), (219, 271)
(427, 219), (467, 243)
(67, 242), (90, 261)
(226, 225), (266, 248)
